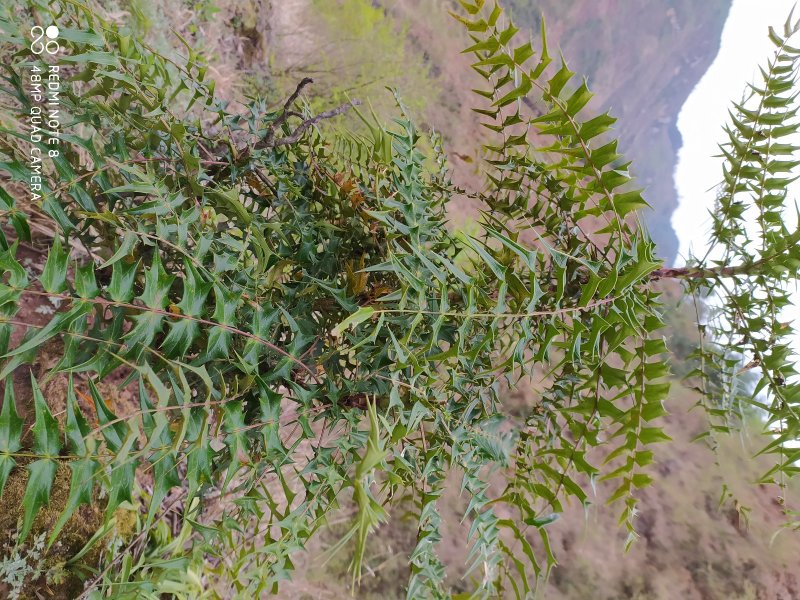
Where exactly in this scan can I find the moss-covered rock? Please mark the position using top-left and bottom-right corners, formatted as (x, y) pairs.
(0, 462), (105, 599)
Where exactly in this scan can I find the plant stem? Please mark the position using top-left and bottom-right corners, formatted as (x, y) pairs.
(651, 256), (770, 280)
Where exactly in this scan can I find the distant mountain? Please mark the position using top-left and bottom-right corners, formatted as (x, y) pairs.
(507, 1), (733, 263)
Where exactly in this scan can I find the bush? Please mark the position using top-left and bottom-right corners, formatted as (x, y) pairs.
(0, 0), (799, 597)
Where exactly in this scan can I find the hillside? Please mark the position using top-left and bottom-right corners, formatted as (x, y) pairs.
(543, 388), (800, 600)
(277, 379), (800, 600)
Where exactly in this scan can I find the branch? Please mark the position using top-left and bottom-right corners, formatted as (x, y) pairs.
(282, 77), (314, 113)
(271, 100), (361, 148)
(262, 77), (314, 147)
(650, 256), (771, 281)
(13, 287), (319, 379)
(234, 77), (361, 163)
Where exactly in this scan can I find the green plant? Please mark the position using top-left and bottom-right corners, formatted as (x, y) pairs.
(0, 532), (47, 600)
(0, 0), (799, 598)
(678, 14), (800, 489)
(83, 503), (214, 600)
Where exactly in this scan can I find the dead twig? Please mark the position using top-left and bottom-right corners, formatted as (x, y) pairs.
(238, 78), (361, 159)
(264, 77), (314, 144)
(271, 100), (361, 148)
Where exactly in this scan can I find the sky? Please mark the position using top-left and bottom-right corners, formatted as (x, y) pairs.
(672, 0), (800, 354)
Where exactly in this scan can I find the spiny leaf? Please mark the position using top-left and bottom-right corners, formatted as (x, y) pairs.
(47, 457), (97, 547)
(332, 307), (376, 338)
(89, 379), (127, 452)
(30, 374), (61, 457)
(0, 381), (22, 497)
(40, 235), (69, 294)
(99, 230), (138, 269)
(19, 459), (59, 542)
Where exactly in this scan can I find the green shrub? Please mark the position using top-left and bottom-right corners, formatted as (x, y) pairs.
(0, 1), (799, 597)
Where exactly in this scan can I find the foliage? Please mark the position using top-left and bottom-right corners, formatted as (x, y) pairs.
(0, 0), (798, 598)
(679, 12), (800, 514)
(503, 0), (734, 264)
